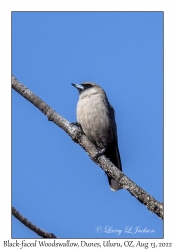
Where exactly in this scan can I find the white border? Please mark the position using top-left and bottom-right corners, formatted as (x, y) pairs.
(0, 0), (174, 246)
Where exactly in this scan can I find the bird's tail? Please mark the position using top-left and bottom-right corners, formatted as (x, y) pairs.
(108, 177), (121, 191)
(105, 143), (122, 191)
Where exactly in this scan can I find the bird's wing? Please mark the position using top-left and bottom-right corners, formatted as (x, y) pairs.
(108, 101), (115, 116)
(106, 98), (122, 171)
(106, 98), (117, 130)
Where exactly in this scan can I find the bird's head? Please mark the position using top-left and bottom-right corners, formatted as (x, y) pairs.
(72, 82), (105, 98)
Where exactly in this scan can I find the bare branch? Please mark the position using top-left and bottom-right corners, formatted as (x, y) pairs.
(12, 75), (163, 220)
(12, 206), (57, 238)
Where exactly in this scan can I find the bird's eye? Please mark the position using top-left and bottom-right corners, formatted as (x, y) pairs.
(83, 84), (92, 89)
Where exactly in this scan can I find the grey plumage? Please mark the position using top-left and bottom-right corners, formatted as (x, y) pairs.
(72, 82), (122, 191)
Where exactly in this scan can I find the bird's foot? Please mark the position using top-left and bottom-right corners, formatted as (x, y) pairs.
(93, 147), (106, 161)
(71, 122), (83, 142)
(71, 122), (82, 129)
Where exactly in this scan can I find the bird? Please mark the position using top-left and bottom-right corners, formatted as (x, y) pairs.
(72, 82), (122, 191)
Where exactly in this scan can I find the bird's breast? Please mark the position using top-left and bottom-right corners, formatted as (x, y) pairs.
(76, 96), (114, 148)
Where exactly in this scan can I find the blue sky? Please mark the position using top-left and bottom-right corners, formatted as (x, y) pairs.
(12, 12), (163, 238)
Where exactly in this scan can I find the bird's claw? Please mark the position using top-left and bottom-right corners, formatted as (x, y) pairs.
(93, 147), (106, 161)
(71, 122), (82, 129)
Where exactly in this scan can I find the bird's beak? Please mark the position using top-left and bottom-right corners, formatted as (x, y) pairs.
(71, 83), (84, 91)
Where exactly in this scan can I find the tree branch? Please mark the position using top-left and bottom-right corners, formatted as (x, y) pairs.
(12, 206), (57, 238)
(12, 75), (163, 220)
